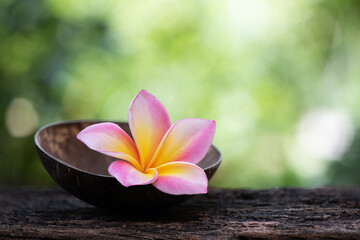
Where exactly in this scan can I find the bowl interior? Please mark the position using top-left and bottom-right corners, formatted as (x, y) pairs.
(35, 121), (221, 176)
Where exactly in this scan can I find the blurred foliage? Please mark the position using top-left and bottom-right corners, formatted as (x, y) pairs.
(328, 129), (360, 186)
(0, 0), (360, 187)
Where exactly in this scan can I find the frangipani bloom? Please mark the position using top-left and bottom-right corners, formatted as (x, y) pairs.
(77, 90), (216, 195)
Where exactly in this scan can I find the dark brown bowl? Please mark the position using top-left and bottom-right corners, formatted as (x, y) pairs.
(35, 120), (222, 210)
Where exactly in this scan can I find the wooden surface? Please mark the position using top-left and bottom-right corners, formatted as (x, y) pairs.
(0, 187), (359, 240)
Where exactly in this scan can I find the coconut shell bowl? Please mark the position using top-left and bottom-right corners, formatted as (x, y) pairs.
(35, 120), (222, 210)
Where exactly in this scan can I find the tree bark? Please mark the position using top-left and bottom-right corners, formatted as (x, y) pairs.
(0, 187), (359, 239)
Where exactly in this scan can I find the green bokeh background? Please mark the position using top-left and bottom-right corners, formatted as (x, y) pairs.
(1, 0), (360, 188)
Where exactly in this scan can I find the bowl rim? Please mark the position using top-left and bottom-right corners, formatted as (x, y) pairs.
(35, 119), (222, 178)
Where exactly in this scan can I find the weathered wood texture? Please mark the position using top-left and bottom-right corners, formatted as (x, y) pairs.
(0, 187), (359, 239)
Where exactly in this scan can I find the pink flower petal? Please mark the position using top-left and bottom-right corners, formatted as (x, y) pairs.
(109, 160), (158, 187)
(128, 90), (171, 170)
(77, 122), (141, 170)
(152, 162), (208, 195)
(148, 118), (216, 168)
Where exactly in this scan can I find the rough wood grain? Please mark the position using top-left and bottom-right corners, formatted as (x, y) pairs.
(0, 187), (359, 239)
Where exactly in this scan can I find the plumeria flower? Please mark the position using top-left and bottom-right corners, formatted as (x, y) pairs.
(77, 90), (216, 195)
